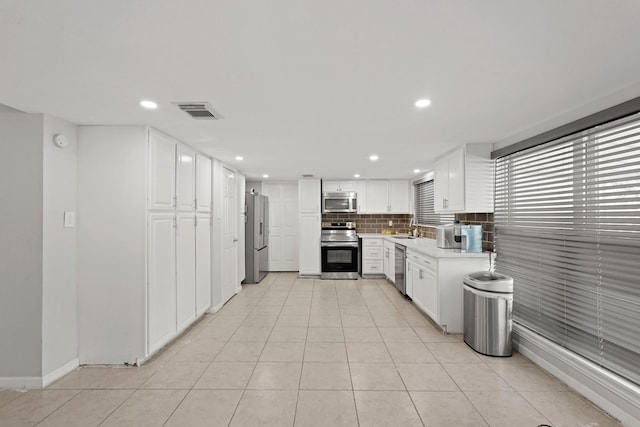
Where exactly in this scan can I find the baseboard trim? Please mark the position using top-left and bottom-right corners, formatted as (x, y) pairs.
(42, 358), (80, 388)
(0, 376), (42, 389)
(207, 302), (224, 314)
(514, 324), (640, 426)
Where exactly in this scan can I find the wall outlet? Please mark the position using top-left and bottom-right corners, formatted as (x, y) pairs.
(388, 220), (393, 227)
(63, 211), (75, 228)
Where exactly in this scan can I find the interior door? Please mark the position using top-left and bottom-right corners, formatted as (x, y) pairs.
(262, 183), (299, 271)
(222, 167), (238, 302)
(176, 212), (196, 331)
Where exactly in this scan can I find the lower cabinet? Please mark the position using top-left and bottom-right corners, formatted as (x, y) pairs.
(362, 237), (384, 277)
(176, 213), (197, 333)
(383, 240), (395, 283)
(406, 249), (490, 333)
(195, 214), (212, 316)
(299, 214), (321, 275)
(148, 213), (178, 354)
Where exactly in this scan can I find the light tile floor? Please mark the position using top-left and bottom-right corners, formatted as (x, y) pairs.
(0, 273), (623, 426)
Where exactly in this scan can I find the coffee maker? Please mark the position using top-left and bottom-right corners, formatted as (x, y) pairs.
(436, 221), (462, 249)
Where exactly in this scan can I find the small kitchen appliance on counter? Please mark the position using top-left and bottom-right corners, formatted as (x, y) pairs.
(436, 224), (461, 249)
(321, 222), (359, 279)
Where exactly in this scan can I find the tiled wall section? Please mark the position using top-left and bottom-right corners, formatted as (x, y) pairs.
(323, 212), (495, 251)
(414, 212), (495, 252)
(322, 213), (412, 234)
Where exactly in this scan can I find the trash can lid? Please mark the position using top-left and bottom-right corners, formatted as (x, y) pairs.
(464, 271), (513, 293)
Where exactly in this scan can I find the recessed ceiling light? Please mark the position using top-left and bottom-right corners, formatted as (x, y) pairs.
(415, 99), (431, 108)
(262, 174), (269, 178)
(369, 155), (379, 161)
(413, 169), (421, 173)
(235, 156), (244, 161)
(354, 174), (360, 178)
(140, 100), (158, 109)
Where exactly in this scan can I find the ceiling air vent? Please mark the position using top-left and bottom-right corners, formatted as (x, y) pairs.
(173, 102), (222, 120)
(302, 174), (315, 178)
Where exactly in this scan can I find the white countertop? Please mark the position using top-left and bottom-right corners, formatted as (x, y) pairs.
(357, 233), (493, 259)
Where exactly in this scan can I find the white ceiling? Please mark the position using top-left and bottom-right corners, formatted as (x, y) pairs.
(2, 0), (640, 180)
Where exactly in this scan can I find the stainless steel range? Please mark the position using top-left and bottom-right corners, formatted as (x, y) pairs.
(321, 222), (359, 280)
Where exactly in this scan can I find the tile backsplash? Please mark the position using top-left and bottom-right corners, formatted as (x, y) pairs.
(321, 213), (412, 234)
(322, 212), (494, 251)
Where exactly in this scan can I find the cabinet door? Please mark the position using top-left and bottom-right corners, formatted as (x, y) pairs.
(338, 180), (358, 192)
(148, 213), (177, 353)
(176, 213), (196, 331)
(322, 180), (340, 192)
(354, 181), (367, 213)
(149, 131), (176, 210)
(196, 214), (211, 316)
(365, 181), (389, 213)
(176, 145), (196, 211)
(383, 246), (390, 278)
(298, 214), (321, 274)
(405, 260), (413, 298)
(388, 181), (410, 213)
(433, 158), (448, 212)
(446, 148), (465, 212)
(196, 154), (212, 212)
(388, 245), (395, 282)
(413, 265), (438, 321)
(299, 179), (321, 214)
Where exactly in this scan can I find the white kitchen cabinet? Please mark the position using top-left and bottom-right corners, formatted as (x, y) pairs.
(434, 143), (494, 213)
(195, 214), (211, 316)
(176, 145), (196, 211)
(408, 252), (437, 320)
(196, 154), (212, 212)
(299, 178), (321, 214)
(361, 237), (384, 277)
(298, 178), (321, 275)
(383, 239), (395, 283)
(363, 180), (410, 213)
(298, 214), (321, 275)
(78, 126), (213, 365)
(148, 212), (177, 354)
(406, 248), (489, 333)
(176, 213), (196, 332)
(323, 180), (359, 193)
(149, 131), (176, 210)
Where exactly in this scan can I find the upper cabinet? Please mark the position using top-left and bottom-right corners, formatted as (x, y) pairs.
(196, 154), (212, 212)
(323, 180), (359, 193)
(364, 180), (410, 213)
(176, 144), (196, 211)
(149, 131), (177, 210)
(299, 178), (321, 214)
(434, 143), (494, 213)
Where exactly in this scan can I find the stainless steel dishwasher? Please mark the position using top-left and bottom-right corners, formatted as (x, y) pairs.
(394, 244), (406, 295)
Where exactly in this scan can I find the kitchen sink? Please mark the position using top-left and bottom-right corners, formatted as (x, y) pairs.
(392, 235), (416, 239)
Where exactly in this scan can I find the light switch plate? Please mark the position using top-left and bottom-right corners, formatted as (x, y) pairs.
(63, 211), (75, 228)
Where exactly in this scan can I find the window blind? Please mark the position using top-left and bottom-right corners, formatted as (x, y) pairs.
(414, 180), (454, 226)
(494, 112), (640, 385)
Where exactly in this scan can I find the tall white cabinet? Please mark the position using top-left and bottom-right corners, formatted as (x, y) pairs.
(78, 126), (212, 364)
(298, 178), (321, 276)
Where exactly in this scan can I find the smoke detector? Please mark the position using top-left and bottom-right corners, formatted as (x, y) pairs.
(173, 102), (222, 120)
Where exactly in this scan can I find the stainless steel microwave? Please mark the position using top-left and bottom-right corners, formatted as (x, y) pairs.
(322, 192), (358, 213)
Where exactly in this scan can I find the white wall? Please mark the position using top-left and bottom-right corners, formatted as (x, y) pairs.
(42, 115), (79, 379)
(0, 112), (44, 383)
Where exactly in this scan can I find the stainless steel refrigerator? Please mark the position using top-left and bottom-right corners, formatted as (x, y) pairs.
(243, 192), (269, 284)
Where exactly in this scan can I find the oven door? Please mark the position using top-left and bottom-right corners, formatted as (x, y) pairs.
(321, 241), (359, 277)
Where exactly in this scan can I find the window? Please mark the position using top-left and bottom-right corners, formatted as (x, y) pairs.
(414, 180), (454, 226)
(494, 112), (640, 385)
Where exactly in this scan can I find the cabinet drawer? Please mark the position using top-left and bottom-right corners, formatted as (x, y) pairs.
(363, 247), (383, 260)
(407, 251), (436, 272)
(362, 260), (383, 273)
(362, 238), (383, 247)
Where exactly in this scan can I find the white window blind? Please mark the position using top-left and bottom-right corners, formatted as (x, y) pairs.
(414, 180), (454, 226)
(494, 112), (640, 385)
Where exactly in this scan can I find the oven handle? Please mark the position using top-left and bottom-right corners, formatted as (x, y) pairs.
(321, 241), (359, 248)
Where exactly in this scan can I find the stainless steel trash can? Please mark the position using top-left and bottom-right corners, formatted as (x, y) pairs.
(463, 271), (514, 357)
